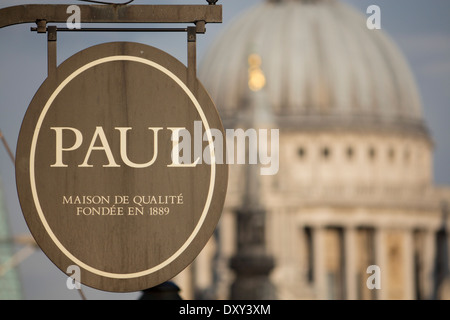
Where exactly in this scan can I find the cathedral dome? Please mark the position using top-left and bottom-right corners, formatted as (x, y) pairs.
(200, 0), (429, 136)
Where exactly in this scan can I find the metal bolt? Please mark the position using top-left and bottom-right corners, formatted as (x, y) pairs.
(36, 19), (47, 33)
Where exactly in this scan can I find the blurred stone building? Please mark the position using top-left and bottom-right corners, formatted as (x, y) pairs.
(0, 176), (23, 299)
(174, 0), (450, 299)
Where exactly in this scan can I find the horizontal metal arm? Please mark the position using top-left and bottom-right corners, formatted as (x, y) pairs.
(30, 26), (189, 33)
(0, 4), (222, 29)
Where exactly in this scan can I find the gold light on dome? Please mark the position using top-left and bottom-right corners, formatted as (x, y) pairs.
(248, 53), (266, 92)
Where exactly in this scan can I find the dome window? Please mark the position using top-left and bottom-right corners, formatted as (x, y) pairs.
(368, 147), (376, 160)
(388, 148), (395, 162)
(404, 148), (411, 164)
(298, 147), (306, 159)
(322, 147), (331, 160)
(346, 147), (354, 160)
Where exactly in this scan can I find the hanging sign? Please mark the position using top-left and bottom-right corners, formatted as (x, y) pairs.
(15, 42), (228, 292)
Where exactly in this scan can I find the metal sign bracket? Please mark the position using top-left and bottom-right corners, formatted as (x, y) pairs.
(1, 2), (222, 87)
(47, 25), (57, 78)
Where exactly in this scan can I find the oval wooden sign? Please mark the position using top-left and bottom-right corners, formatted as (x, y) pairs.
(15, 42), (228, 292)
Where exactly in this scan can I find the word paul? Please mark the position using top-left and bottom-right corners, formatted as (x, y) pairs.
(50, 121), (279, 175)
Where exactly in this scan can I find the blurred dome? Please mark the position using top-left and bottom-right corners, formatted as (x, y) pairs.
(200, 0), (429, 136)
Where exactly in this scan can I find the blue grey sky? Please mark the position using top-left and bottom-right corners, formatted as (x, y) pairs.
(0, 0), (449, 299)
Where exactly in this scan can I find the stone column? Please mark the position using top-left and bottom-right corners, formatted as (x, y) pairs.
(173, 264), (194, 299)
(312, 225), (327, 299)
(229, 207), (276, 300)
(344, 226), (357, 300)
(422, 228), (436, 299)
(403, 228), (415, 300)
(194, 237), (215, 298)
(374, 227), (388, 299)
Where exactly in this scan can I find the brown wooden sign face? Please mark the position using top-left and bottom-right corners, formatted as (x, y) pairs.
(15, 42), (228, 292)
